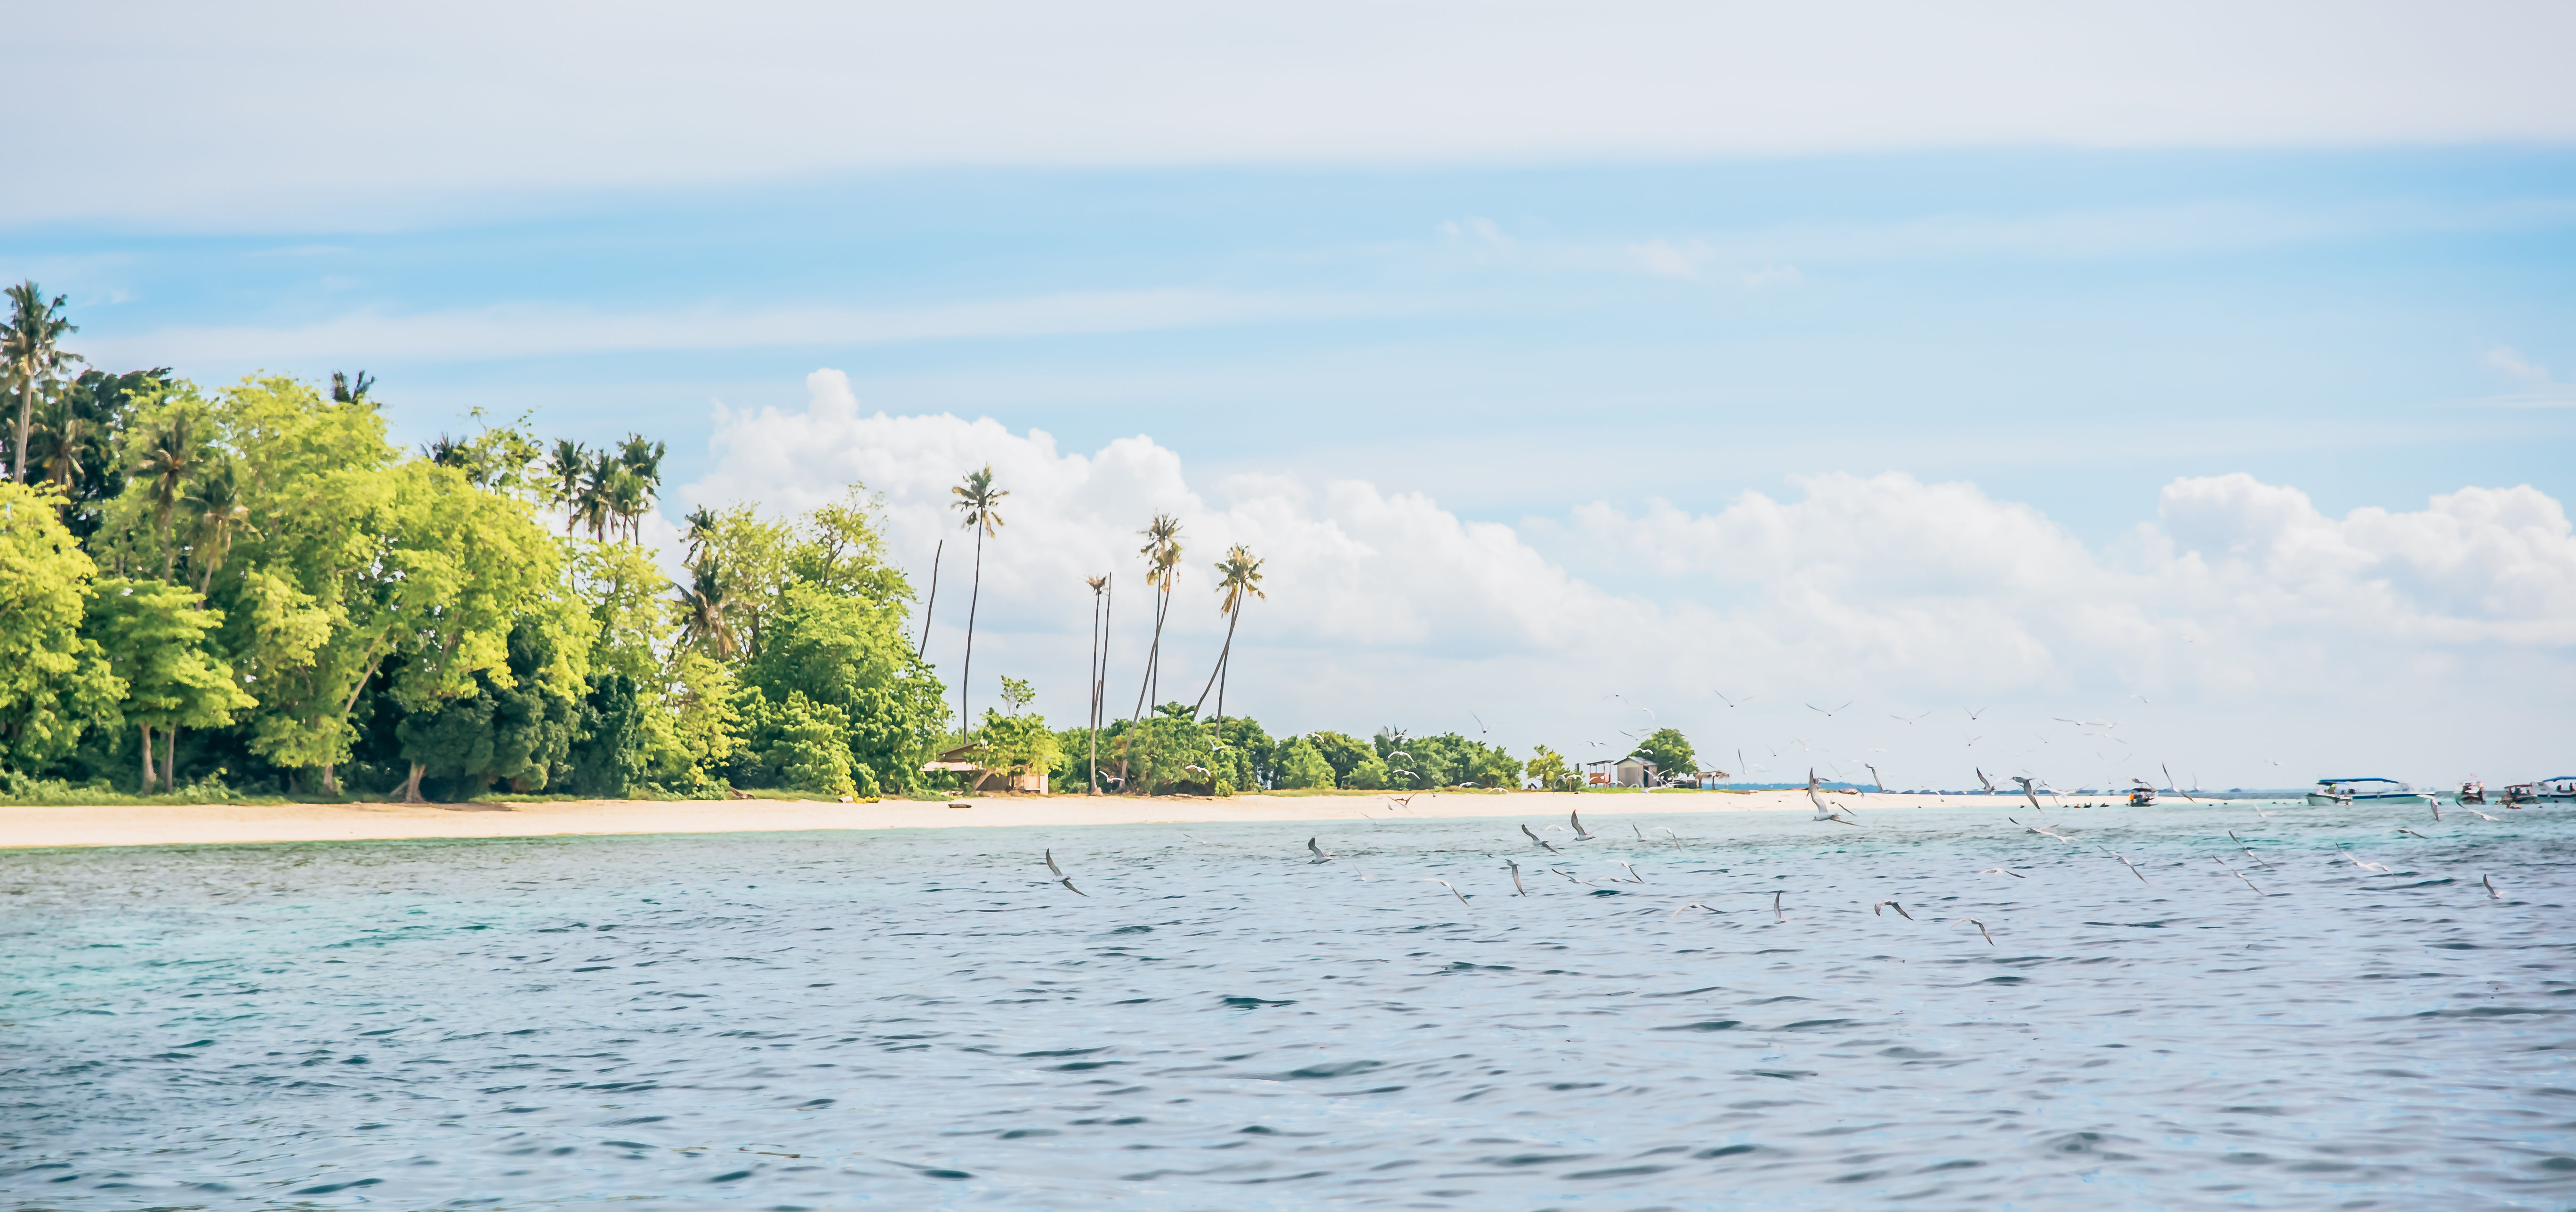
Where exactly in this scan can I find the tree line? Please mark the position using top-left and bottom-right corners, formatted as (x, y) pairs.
(1, 282), (1697, 802)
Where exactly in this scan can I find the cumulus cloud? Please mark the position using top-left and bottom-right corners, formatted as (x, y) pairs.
(684, 370), (2576, 788)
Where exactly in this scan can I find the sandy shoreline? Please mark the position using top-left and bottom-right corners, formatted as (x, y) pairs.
(0, 788), (2072, 851)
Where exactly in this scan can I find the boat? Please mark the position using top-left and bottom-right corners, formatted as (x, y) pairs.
(2501, 782), (2539, 807)
(2537, 776), (2576, 803)
(2457, 779), (2485, 805)
(2306, 778), (2430, 806)
(2127, 780), (2157, 807)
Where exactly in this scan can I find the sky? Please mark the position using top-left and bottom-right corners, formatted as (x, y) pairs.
(7, 2), (2574, 790)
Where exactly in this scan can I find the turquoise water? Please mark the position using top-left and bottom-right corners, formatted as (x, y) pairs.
(3, 802), (2570, 1210)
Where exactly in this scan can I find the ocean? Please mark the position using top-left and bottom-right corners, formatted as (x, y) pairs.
(4, 801), (2569, 1210)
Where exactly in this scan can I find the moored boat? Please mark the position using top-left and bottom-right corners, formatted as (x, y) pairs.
(2306, 778), (2429, 806)
(2127, 780), (2157, 807)
(2458, 779), (2485, 805)
(2538, 776), (2576, 803)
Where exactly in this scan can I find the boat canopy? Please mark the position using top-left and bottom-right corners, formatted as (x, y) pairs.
(2317, 777), (2406, 785)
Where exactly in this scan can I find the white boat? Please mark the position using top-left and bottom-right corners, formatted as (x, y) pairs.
(2458, 779), (2486, 805)
(2537, 776), (2576, 803)
(2306, 778), (2430, 806)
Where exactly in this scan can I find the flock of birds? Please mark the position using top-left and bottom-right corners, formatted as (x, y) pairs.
(1038, 781), (2520, 947)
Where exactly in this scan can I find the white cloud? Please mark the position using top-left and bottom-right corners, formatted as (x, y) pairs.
(683, 371), (2576, 789)
(12, 2), (2576, 226)
(2468, 345), (2576, 408)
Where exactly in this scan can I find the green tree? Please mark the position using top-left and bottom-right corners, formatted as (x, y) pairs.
(974, 705), (1060, 789)
(1304, 730), (1373, 786)
(948, 465), (1006, 731)
(660, 650), (745, 791)
(0, 483), (122, 776)
(1525, 744), (1570, 791)
(740, 583), (945, 796)
(1120, 513), (1183, 784)
(1633, 727), (1696, 784)
(4, 282), (82, 486)
(1118, 713), (1215, 795)
(762, 690), (857, 795)
(1273, 737), (1336, 789)
(82, 578), (256, 792)
(392, 620), (583, 801)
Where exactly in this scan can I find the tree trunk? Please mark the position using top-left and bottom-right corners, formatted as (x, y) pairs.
(404, 762), (428, 804)
(959, 528), (982, 734)
(139, 724), (156, 793)
(1087, 588), (1102, 795)
(1192, 605), (1240, 717)
(322, 762), (338, 796)
(1118, 584), (1170, 790)
(164, 726), (180, 793)
(916, 539), (942, 659)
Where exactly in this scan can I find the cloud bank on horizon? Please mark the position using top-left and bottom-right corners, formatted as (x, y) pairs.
(685, 371), (2576, 789)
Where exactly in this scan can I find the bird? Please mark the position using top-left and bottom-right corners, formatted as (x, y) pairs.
(2482, 874), (2502, 900)
(1807, 700), (1853, 718)
(1670, 901), (1721, 916)
(1614, 860), (1647, 884)
(1771, 890), (1785, 922)
(2459, 807), (2501, 822)
(2099, 846), (2149, 883)
(1549, 867), (1593, 886)
(1958, 918), (1995, 946)
(1422, 878), (1470, 906)
(2226, 831), (2274, 869)
(1388, 794), (1417, 812)
(1521, 823), (1561, 854)
(2394, 827), (2430, 840)
(1975, 767), (1997, 794)
(1872, 899), (1914, 921)
(2162, 763), (2196, 803)
(1570, 810), (1596, 841)
(1978, 867), (2027, 879)
(1866, 763), (1887, 793)
(2009, 775), (2048, 812)
(1632, 823), (1647, 841)
(1307, 836), (1336, 863)
(2213, 856), (2264, 896)
(1184, 764), (1210, 777)
(1656, 827), (1684, 848)
(1505, 859), (1527, 896)
(1962, 706), (1990, 720)
(1471, 712), (1489, 735)
(2429, 800), (2443, 823)
(1890, 711), (1932, 724)
(2012, 816), (2074, 842)
(2338, 850), (2391, 874)
(1715, 691), (1753, 707)
(1387, 750), (1411, 763)
(1044, 849), (1087, 897)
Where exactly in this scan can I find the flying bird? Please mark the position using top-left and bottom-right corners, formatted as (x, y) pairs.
(2098, 846), (2150, 883)
(1670, 901), (1721, 916)
(2009, 775), (2048, 812)
(1962, 706), (1990, 720)
(1891, 711), (1933, 724)
(1505, 859), (1527, 896)
(1614, 860), (1647, 884)
(1807, 701), (1853, 718)
(1045, 849), (1088, 897)
(1958, 917), (1995, 946)
(2338, 850), (2391, 874)
(1422, 878), (1470, 906)
(2226, 830), (2274, 869)
(1715, 691), (1753, 707)
(1470, 712), (1489, 734)
(1570, 810), (1596, 841)
(1872, 899), (1914, 921)
(1521, 823), (1561, 854)
(2213, 856), (2265, 896)
(1307, 836), (1336, 863)
(1771, 890), (1785, 922)
(2483, 874), (2502, 900)
(1978, 867), (2027, 879)
(2394, 827), (2430, 840)
(1975, 766), (1997, 793)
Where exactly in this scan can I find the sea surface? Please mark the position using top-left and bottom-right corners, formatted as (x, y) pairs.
(3, 800), (2570, 1210)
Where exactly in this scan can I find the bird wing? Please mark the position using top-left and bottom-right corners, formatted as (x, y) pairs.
(1045, 849), (1063, 877)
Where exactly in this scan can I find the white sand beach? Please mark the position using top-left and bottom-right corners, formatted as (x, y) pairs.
(0, 788), (2042, 850)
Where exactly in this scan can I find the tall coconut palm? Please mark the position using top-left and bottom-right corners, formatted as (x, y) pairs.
(183, 460), (251, 593)
(614, 433), (665, 543)
(547, 439), (592, 522)
(678, 554), (741, 658)
(949, 466), (1007, 732)
(130, 412), (205, 580)
(5, 281), (81, 483)
(330, 370), (375, 403)
(26, 390), (85, 490)
(1086, 573), (1110, 794)
(1115, 515), (1182, 789)
(1192, 545), (1266, 744)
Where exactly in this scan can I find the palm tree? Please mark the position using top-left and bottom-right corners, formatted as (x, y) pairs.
(330, 370), (375, 403)
(5, 282), (81, 483)
(130, 412), (204, 580)
(182, 461), (251, 593)
(614, 433), (665, 543)
(949, 466), (1007, 733)
(1115, 514), (1183, 789)
(678, 554), (741, 658)
(1086, 573), (1110, 794)
(1192, 545), (1266, 747)
(26, 390), (84, 490)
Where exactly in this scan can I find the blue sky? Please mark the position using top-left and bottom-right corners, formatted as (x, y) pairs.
(8, 4), (2574, 784)
(28, 149), (2574, 545)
